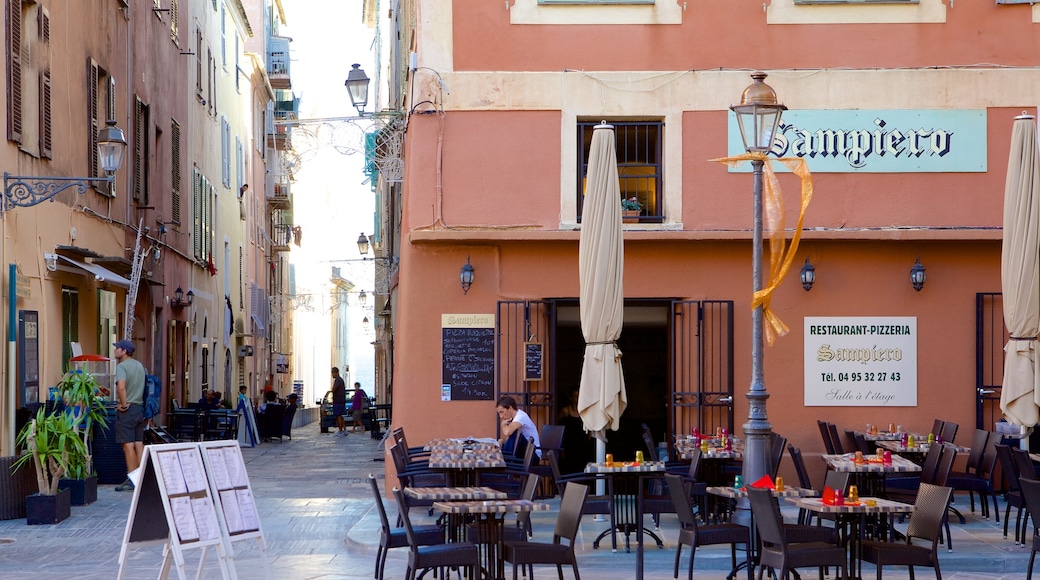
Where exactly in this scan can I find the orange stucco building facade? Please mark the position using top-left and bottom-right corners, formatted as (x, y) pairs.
(381, 0), (1040, 485)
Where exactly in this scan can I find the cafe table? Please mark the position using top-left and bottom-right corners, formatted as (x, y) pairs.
(432, 498), (549, 580)
(785, 495), (915, 580)
(822, 453), (920, 497)
(585, 461), (666, 580)
(426, 439), (507, 487)
(875, 440), (971, 457)
(406, 486), (509, 542)
(675, 437), (746, 491)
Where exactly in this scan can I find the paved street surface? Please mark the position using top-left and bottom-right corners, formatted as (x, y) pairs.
(0, 421), (1033, 579)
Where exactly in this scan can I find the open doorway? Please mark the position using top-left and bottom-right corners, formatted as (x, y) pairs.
(554, 300), (671, 464)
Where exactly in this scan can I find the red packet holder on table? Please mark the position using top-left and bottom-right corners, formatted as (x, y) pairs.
(750, 475), (775, 490)
(822, 486), (835, 505)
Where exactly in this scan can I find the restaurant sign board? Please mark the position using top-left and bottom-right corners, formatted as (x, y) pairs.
(804, 316), (917, 407)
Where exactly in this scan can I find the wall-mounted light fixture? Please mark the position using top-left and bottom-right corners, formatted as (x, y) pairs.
(910, 257), (927, 291)
(3, 120), (126, 211)
(362, 316), (371, 332)
(460, 256), (475, 295)
(800, 257), (815, 292)
(357, 232), (371, 256)
(345, 64), (370, 115)
(44, 253), (58, 272)
(171, 286), (195, 308)
(358, 289), (367, 306)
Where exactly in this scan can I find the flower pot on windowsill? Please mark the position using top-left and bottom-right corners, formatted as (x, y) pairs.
(622, 210), (641, 223)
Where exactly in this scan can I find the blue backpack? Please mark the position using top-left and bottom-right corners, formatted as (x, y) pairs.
(144, 374), (162, 419)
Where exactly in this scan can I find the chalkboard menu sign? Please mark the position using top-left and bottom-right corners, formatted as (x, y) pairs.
(441, 314), (495, 401)
(523, 342), (543, 381)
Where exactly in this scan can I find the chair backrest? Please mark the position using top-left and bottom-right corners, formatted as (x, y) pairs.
(512, 431), (529, 460)
(934, 447), (957, 486)
(770, 434), (787, 478)
(369, 474), (394, 534)
(931, 419), (945, 439)
(666, 473), (698, 529)
(940, 421), (958, 444)
(539, 424), (565, 453)
(822, 470), (850, 494)
(391, 487), (421, 548)
(827, 423), (845, 454)
(980, 431), (1001, 478)
(641, 429), (658, 461)
(818, 420), (835, 454)
(1011, 447), (1037, 481)
(919, 442), (944, 484)
(788, 445), (813, 490)
(546, 450), (571, 497)
(1019, 478), (1040, 531)
(686, 447), (702, 481)
(905, 483), (954, 547)
(521, 436), (536, 471)
(554, 482), (589, 542)
(844, 430), (858, 455)
(747, 486), (787, 548)
(389, 444), (413, 487)
(963, 429), (989, 473)
(995, 444), (1022, 492)
(854, 432), (871, 455)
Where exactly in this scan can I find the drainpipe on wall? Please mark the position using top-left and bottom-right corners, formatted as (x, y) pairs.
(7, 263), (15, 455)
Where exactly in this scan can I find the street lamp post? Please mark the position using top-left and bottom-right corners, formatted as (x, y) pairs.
(730, 72), (786, 486)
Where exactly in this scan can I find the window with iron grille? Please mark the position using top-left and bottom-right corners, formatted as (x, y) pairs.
(576, 120), (663, 224)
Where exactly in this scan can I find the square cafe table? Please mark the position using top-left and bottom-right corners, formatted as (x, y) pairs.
(426, 440), (507, 486)
(585, 461), (666, 580)
(432, 499), (550, 580)
(822, 453), (921, 498)
(786, 495), (915, 579)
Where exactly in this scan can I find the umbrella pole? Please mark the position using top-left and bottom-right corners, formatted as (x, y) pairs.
(595, 437), (606, 519)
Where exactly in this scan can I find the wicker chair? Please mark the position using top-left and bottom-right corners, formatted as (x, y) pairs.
(392, 487), (478, 580)
(948, 429), (997, 519)
(1018, 477), (1040, 579)
(747, 486), (848, 580)
(861, 483), (954, 580)
(546, 449), (617, 551)
(502, 482), (588, 580)
(996, 444), (1028, 544)
(666, 473), (752, 580)
(368, 475), (443, 580)
(818, 420), (835, 455)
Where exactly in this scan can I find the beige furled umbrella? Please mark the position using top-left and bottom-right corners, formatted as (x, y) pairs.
(999, 115), (1040, 427)
(577, 123), (627, 442)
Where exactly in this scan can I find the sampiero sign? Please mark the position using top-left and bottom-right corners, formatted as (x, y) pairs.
(804, 317), (917, 407)
(728, 109), (986, 173)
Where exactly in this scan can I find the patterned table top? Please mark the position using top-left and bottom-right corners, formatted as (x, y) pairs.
(424, 437), (501, 451)
(427, 449), (507, 470)
(875, 440), (970, 454)
(785, 496), (916, 515)
(674, 438), (745, 460)
(707, 485), (818, 499)
(404, 486), (509, 501)
(858, 431), (905, 442)
(432, 499), (551, 515)
(822, 453), (921, 473)
(585, 461), (666, 474)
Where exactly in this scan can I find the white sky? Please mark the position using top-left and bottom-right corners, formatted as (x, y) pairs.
(280, 0), (378, 397)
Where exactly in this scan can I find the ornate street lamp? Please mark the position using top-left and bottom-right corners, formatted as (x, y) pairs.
(730, 71), (786, 487)
(357, 232), (371, 256)
(345, 64), (370, 115)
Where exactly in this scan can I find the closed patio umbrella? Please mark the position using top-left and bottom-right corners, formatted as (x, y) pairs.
(577, 123), (627, 443)
(999, 114), (1040, 428)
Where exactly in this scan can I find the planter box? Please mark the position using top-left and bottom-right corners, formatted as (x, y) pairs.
(622, 209), (641, 223)
(59, 475), (98, 506)
(0, 456), (38, 520)
(26, 488), (71, 525)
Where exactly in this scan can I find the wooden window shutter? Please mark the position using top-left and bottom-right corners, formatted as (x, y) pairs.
(195, 29), (202, 97)
(171, 120), (181, 224)
(7, 0), (22, 143)
(37, 5), (49, 157)
(193, 168), (201, 259)
(133, 97), (144, 202)
(88, 60), (99, 178)
(170, 0), (178, 39)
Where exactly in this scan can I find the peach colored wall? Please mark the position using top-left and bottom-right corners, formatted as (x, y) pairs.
(452, 1), (1039, 72)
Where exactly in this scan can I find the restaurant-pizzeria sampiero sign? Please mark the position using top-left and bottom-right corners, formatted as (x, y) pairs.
(803, 317), (917, 407)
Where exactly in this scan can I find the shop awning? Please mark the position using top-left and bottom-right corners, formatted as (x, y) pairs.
(55, 255), (131, 288)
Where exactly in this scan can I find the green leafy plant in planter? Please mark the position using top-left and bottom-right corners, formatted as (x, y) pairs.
(621, 196), (643, 211)
(54, 370), (110, 480)
(13, 407), (87, 495)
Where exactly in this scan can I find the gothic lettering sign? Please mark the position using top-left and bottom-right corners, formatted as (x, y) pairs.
(441, 314), (495, 401)
(728, 110), (986, 172)
(804, 316), (918, 407)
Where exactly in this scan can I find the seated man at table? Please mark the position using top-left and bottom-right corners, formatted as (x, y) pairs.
(496, 395), (541, 459)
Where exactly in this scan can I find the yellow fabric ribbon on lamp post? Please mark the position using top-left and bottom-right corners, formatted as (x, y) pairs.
(710, 152), (814, 345)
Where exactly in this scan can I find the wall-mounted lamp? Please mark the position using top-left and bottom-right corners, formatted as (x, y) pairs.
(358, 289), (367, 306)
(3, 120), (127, 211)
(357, 232), (371, 256)
(171, 286), (195, 308)
(44, 253), (58, 272)
(800, 257), (815, 292)
(362, 315), (371, 332)
(460, 256), (475, 295)
(345, 64), (370, 115)
(910, 257), (927, 291)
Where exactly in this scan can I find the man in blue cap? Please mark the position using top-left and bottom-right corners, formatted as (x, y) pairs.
(113, 339), (147, 491)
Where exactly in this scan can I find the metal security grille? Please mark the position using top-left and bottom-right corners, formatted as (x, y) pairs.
(577, 121), (663, 224)
(497, 300), (554, 429)
(671, 300), (735, 441)
(976, 292), (1008, 430)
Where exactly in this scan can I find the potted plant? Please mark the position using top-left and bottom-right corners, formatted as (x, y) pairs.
(13, 407), (86, 524)
(54, 370), (110, 505)
(621, 196), (643, 222)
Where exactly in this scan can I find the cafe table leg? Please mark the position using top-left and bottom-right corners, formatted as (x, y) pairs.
(472, 513), (505, 580)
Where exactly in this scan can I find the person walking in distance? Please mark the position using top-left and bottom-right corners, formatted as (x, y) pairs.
(331, 367), (348, 436)
(113, 340), (147, 491)
(351, 382), (368, 432)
